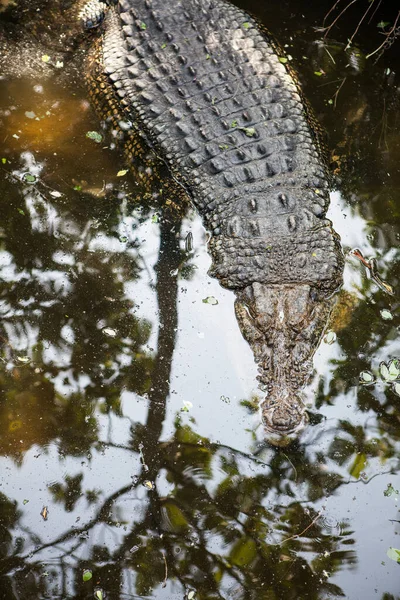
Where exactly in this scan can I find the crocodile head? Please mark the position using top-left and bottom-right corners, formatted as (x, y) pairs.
(235, 283), (334, 437)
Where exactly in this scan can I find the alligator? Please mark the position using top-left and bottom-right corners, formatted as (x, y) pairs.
(76, 0), (344, 437)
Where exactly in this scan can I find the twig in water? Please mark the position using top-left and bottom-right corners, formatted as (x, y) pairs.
(323, 0), (358, 39)
(279, 510), (323, 545)
(331, 77), (346, 108)
(366, 10), (400, 60)
(345, 0), (376, 49)
(161, 551), (168, 588)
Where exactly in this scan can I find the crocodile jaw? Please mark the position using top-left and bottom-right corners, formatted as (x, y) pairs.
(235, 282), (333, 436)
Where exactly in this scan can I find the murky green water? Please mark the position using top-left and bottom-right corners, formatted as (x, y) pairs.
(0, 1), (399, 599)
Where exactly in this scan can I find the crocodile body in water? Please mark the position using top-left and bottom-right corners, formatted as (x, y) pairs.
(77, 0), (344, 437)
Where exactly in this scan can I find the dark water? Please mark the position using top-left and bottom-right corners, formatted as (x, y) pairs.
(0, 1), (399, 599)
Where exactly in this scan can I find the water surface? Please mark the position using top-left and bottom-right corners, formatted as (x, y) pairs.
(0, 1), (399, 599)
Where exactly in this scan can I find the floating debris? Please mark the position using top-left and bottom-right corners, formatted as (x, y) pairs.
(359, 371), (374, 384)
(102, 327), (117, 338)
(383, 483), (399, 497)
(143, 480), (154, 490)
(349, 248), (394, 296)
(386, 547), (400, 564)
(82, 569), (92, 582)
(202, 296), (218, 305)
(117, 169), (128, 177)
(23, 173), (36, 184)
(16, 355), (30, 364)
(181, 400), (193, 412)
(380, 309), (393, 321)
(86, 131), (102, 144)
(40, 506), (48, 521)
(324, 331), (337, 345)
(185, 231), (193, 253)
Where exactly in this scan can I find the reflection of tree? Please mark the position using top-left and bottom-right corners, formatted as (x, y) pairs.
(0, 199), (360, 599)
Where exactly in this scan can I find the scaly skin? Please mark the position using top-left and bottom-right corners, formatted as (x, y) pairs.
(77, 0), (344, 437)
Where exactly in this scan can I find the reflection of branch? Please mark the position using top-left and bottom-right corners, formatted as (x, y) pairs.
(279, 511), (323, 545)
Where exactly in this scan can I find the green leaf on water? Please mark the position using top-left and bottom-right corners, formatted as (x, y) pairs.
(41, 54), (50, 63)
(239, 126), (256, 137)
(188, 592), (196, 600)
(117, 169), (128, 177)
(95, 590), (104, 600)
(73, 185), (82, 191)
(202, 296), (218, 305)
(388, 359), (400, 380)
(279, 57), (288, 64)
(230, 120), (238, 128)
(384, 483), (399, 497)
(379, 362), (391, 381)
(314, 71), (323, 76)
(151, 213), (159, 223)
(242, 22), (250, 29)
(377, 21), (390, 29)
(140, 21), (147, 30)
(86, 131), (103, 144)
(1, 157), (6, 164)
(82, 569), (92, 582)
(161, 43), (167, 49)
(324, 331), (337, 345)
(23, 173), (36, 183)
(359, 371), (374, 384)
(17, 208), (25, 215)
(386, 547), (400, 564)
(380, 309), (393, 320)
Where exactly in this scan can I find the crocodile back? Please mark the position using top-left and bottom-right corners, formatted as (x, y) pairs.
(101, 0), (343, 291)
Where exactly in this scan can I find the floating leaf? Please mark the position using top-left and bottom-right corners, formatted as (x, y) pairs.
(230, 120), (238, 128)
(324, 331), (336, 345)
(17, 208), (25, 215)
(73, 185), (82, 191)
(388, 359), (400, 380)
(94, 589), (104, 600)
(117, 169), (128, 177)
(279, 57), (288, 64)
(86, 131), (103, 144)
(379, 362), (391, 381)
(83, 569), (92, 582)
(314, 71), (323, 76)
(377, 21), (390, 29)
(386, 547), (400, 564)
(23, 499), (29, 505)
(181, 400), (193, 412)
(102, 327), (117, 338)
(384, 483), (399, 497)
(55, 61), (64, 69)
(380, 309), (393, 321)
(239, 126), (256, 137)
(40, 506), (48, 520)
(242, 22), (250, 29)
(143, 480), (154, 490)
(41, 54), (50, 63)
(151, 213), (159, 223)
(23, 173), (36, 183)
(188, 592), (196, 600)
(140, 21), (147, 30)
(359, 371), (374, 384)
(16, 356), (30, 364)
(50, 190), (62, 198)
(393, 382), (400, 396)
(1, 157), (6, 164)
(202, 296), (218, 305)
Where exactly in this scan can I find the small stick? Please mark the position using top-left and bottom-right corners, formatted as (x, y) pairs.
(279, 511), (322, 545)
(161, 551), (168, 588)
